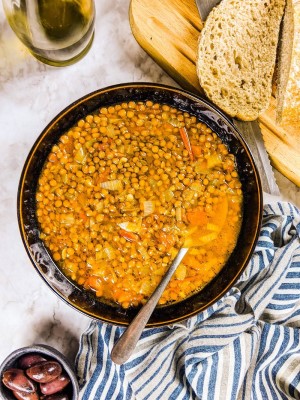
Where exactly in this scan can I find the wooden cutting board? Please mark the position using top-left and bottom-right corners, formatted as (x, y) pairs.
(129, 0), (300, 187)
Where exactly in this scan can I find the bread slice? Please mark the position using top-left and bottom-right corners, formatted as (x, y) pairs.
(196, 0), (285, 121)
(276, 0), (300, 124)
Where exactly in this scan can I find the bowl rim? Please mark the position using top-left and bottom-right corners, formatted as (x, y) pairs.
(0, 344), (79, 400)
(17, 82), (263, 326)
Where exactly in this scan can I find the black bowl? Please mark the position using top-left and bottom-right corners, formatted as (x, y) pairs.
(17, 83), (263, 327)
(0, 344), (79, 400)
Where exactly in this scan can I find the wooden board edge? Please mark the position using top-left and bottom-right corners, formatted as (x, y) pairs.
(129, 0), (300, 187)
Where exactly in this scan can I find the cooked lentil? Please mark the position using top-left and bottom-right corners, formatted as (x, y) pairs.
(36, 101), (243, 308)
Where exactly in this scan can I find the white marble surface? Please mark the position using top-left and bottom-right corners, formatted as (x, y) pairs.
(0, 0), (299, 368)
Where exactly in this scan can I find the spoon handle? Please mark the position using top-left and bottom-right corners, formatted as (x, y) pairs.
(111, 247), (189, 365)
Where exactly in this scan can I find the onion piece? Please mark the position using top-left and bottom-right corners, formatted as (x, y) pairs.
(106, 124), (115, 137)
(85, 139), (96, 148)
(175, 263), (186, 280)
(95, 251), (104, 261)
(118, 220), (142, 233)
(60, 213), (75, 225)
(137, 245), (150, 260)
(164, 188), (174, 201)
(169, 246), (179, 260)
(207, 223), (220, 232)
(139, 279), (152, 295)
(194, 160), (209, 174)
(175, 207), (182, 221)
(143, 200), (155, 216)
(149, 178), (157, 188)
(103, 244), (115, 260)
(198, 233), (218, 244)
(207, 153), (222, 169)
(100, 180), (122, 191)
(74, 146), (87, 164)
(95, 201), (104, 212)
(168, 117), (180, 127)
(190, 181), (203, 192)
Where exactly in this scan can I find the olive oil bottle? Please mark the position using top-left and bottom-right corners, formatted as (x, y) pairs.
(2, 0), (95, 66)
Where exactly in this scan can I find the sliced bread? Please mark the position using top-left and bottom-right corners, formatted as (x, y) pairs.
(276, 0), (300, 124)
(196, 0), (285, 121)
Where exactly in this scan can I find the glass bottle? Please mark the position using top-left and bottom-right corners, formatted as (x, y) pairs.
(2, 0), (95, 66)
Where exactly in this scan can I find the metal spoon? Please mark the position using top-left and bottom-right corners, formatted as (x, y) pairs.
(110, 247), (189, 364)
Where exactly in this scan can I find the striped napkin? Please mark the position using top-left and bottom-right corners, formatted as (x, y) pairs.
(75, 202), (300, 400)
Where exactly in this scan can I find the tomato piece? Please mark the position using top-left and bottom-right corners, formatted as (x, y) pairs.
(96, 168), (110, 184)
(79, 212), (88, 222)
(186, 208), (208, 226)
(84, 276), (103, 293)
(191, 145), (202, 158)
(157, 231), (175, 250)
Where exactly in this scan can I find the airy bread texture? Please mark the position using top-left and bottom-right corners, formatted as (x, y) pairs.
(276, 0), (300, 124)
(196, 0), (285, 121)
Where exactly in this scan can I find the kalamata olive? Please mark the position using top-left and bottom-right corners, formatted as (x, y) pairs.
(18, 354), (47, 369)
(26, 361), (62, 383)
(40, 373), (70, 395)
(12, 390), (40, 400)
(2, 369), (36, 393)
(41, 393), (69, 400)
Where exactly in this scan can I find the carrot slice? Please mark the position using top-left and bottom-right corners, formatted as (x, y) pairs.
(179, 127), (194, 161)
(119, 229), (139, 242)
(79, 212), (88, 222)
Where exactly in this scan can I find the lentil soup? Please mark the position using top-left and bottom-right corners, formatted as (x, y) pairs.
(36, 100), (243, 309)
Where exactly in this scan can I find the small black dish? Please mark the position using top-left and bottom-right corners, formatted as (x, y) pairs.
(17, 83), (263, 327)
(0, 344), (79, 400)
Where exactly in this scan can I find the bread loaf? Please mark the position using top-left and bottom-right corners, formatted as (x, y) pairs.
(196, 0), (285, 121)
(276, 0), (300, 124)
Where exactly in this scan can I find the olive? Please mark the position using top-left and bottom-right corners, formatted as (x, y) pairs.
(2, 369), (36, 393)
(12, 390), (40, 400)
(40, 373), (70, 395)
(26, 361), (62, 383)
(18, 354), (47, 369)
(41, 393), (69, 400)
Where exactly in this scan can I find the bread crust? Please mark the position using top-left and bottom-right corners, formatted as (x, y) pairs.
(277, 0), (300, 124)
(196, 0), (285, 121)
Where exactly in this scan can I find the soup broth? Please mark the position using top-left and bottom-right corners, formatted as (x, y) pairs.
(36, 101), (243, 308)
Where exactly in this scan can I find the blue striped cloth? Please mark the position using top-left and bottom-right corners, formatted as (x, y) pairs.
(75, 202), (300, 400)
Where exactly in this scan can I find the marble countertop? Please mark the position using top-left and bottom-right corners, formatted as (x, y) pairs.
(0, 0), (299, 367)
